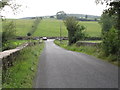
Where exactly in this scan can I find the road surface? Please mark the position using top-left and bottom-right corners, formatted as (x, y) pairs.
(34, 39), (118, 88)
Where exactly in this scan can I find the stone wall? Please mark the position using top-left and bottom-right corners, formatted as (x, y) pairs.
(0, 43), (29, 71)
(76, 41), (101, 46)
(0, 41), (41, 83)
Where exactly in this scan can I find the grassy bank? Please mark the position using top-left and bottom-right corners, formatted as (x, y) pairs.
(3, 42), (44, 88)
(54, 40), (119, 66)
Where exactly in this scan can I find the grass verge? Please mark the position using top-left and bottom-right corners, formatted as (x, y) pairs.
(54, 40), (119, 66)
(3, 42), (44, 88)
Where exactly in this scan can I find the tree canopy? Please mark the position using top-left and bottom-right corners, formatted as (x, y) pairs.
(0, 0), (9, 9)
(0, 0), (21, 19)
(56, 11), (67, 20)
(64, 17), (85, 45)
(97, 0), (120, 60)
(95, 0), (113, 5)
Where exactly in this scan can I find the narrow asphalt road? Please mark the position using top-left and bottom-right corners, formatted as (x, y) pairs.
(34, 39), (118, 88)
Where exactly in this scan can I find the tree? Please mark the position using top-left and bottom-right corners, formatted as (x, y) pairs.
(85, 15), (88, 19)
(50, 16), (54, 18)
(99, 12), (114, 33)
(96, 0), (120, 61)
(0, 0), (9, 19)
(95, 0), (120, 30)
(0, 0), (9, 9)
(102, 27), (118, 57)
(0, 0), (21, 51)
(100, 12), (118, 56)
(56, 11), (67, 20)
(2, 21), (16, 50)
(95, 0), (113, 5)
(0, 0), (21, 20)
(64, 16), (85, 45)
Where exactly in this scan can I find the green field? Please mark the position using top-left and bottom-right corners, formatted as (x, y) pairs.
(4, 18), (101, 37)
(15, 19), (35, 36)
(79, 21), (101, 37)
(2, 19), (35, 36)
(33, 19), (68, 37)
(33, 19), (101, 37)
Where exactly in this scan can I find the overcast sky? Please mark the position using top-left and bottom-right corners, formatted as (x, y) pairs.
(1, 0), (107, 18)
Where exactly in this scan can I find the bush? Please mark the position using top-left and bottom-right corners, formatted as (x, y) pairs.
(27, 32), (31, 36)
(64, 17), (85, 45)
(99, 12), (120, 61)
(2, 21), (16, 51)
(102, 27), (119, 56)
(74, 25), (85, 42)
(99, 13), (115, 33)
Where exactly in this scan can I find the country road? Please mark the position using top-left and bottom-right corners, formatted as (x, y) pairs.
(34, 39), (118, 88)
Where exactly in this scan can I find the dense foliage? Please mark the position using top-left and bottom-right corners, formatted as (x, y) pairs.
(99, 13), (114, 32)
(2, 21), (16, 51)
(102, 27), (119, 56)
(99, 1), (120, 61)
(64, 17), (85, 45)
(56, 11), (67, 20)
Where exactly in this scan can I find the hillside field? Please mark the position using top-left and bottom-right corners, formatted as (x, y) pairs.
(33, 19), (101, 37)
(2, 19), (35, 36)
(3, 18), (101, 37)
(33, 19), (67, 37)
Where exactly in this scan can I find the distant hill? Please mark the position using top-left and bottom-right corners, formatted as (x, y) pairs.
(20, 14), (100, 20)
(67, 14), (100, 19)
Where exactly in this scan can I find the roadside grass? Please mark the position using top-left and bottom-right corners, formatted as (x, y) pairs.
(80, 40), (102, 43)
(54, 40), (119, 66)
(3, 42), (44, 88)
(54, 40), (99, 56)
